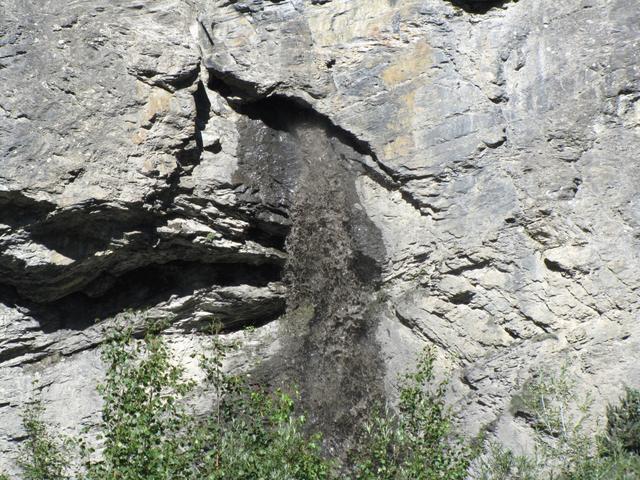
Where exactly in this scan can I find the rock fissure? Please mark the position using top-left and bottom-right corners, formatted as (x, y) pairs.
(445, 0), (515, 14)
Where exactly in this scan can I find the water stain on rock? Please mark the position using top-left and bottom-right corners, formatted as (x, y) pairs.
(233, 95), (387, 451)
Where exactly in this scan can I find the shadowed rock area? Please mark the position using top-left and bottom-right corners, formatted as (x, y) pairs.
(230, 93), (388, 449)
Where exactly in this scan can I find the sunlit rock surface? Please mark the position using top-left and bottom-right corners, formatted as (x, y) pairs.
(1, 0), (639, 470)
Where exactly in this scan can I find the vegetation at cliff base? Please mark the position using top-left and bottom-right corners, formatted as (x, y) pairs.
(7, 320), (640, 480)
(349, 351), (471, 480)
(15, 397), (73, 480)
(474, 366), (640, 480)
(82, 323), (331, 480)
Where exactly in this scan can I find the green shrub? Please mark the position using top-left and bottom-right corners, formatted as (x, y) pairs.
(471, 442), (538, 480)
(200, 388), (332, 480)
(84, 324), (197, 480)
(17, 395), (72, 480)
(349, 348), (472, 480)
(81, 321), (333, 480)
(600, 387), (640, 457)
(190, 325), (333, 479)
(559, 386), (640, 480)
(477, 369), (640, 480)
(512, 365), (595, 478)
(558, 452), (640, 480)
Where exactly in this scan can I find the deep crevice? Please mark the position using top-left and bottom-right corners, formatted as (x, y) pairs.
(446, 0), (515, 14)
(206, 69), (271, 101)
(193, 80), (211, 154)
(246, 223), (288, 250)
(443, 259), (491, 276)
(0, 191), (56, 229)
(0, 260), (284, 334)
(450, 290), (475, 305)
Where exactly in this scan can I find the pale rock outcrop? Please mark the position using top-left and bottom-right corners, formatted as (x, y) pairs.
(1, 0), (639, 472)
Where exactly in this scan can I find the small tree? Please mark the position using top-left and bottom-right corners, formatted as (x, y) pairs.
(18, 394), (72, 480)
(515, 365), (594, 477)
(600, 387), (640, 457)
(350, 347), (472, 480)
(192, 323), (333, 479)
(85, 324), (196, 480)
(83, 320), (333, 480)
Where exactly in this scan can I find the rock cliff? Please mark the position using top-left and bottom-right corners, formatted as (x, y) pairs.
(1, 0), (639, 470)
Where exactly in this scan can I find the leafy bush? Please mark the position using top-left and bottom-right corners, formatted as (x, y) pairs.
(191, 326), (332, 479)
(12, 328), (477, 480)
(560, 386), (640, 480)
(472, 442), (538, 480)
(200, 388), (331, 480)
(349, 348), (472, 480)
(512, 365), (595, 478)
(11, 317), (640, 480)
(558, 452), (640, 480)
(83, 322), (332, 480)
(83, 324), (197, 480)
(600, 387), (640, 457)
(477, 365), (640, 480)
(17, 395), (72, 480)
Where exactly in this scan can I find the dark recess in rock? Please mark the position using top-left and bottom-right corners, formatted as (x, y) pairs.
(543, 258), (572, 276)
(26, 205), (159, 262)
(239, 96), (381, 161)
(0, 260), (284, 336)
(0, 192), (56, 229)
(446, 0), (514, 14)
(0, 192), (287, 305)
(205, 70), (396, 185)
(206, 67), (267, 101)
(193, 80), (211, 154)
(450, 290), (475, 305)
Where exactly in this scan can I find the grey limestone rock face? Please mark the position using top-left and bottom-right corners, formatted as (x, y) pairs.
(1, 0), (639, 471)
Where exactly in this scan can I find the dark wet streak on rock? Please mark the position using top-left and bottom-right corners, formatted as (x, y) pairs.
(223, 89), (388, 452)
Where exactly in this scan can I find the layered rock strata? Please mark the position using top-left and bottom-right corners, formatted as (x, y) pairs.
(1, 0), (639, 470)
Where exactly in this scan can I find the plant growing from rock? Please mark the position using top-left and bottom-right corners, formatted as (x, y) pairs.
(79, 319), (332, 480)
(17, 393), (73, 480)
(559, 386), (640, 480)
(189, 322), (333, 479)
(83, 322), (197, 480)
(600, 387), (640, 457)
(471, 441), (538, 480)
(349, 347), (473, 480)
(476, 365), (640, 480)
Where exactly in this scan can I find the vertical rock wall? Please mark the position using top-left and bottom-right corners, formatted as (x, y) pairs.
(1, 0), (639, 471)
